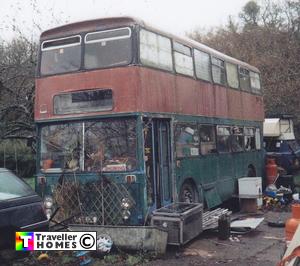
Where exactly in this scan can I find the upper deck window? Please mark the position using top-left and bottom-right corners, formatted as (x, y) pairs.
(41, 35), (81, 75)
(139, 29), (173, 71)
(226, 62), (239, 89)
(173, 42), (194, 77)
(239, 67), (251, 91)
(194, 49), (211, 82)
(212, 57), (226, 85)
(250, 71), (261, 92)
(84, 27), (132, 69)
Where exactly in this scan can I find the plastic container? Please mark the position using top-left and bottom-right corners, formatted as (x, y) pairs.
(285, 204), (300, 242)
(266, 158), (278, 185)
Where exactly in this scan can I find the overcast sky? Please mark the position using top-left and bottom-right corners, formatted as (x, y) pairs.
(1, 0), (250, 41)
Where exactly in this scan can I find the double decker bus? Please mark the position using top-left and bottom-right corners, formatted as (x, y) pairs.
(35, 17), (264, 226)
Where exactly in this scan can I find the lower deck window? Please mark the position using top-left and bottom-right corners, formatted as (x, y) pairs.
(175, 125), (199, 157)
(245, 127), (256, 150)
(199, 125), (216, 154)
(217, 126), (231, 152)
(40, 118), (136, 172)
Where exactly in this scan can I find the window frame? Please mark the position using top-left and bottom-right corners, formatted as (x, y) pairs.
(244, 126), (256, 151)
(211, 57), (227, 86)
(84, 27), (132, 44)
(250, 71), (262, 94)
(194, 49), (212, 82)
(198, 124), (217, 155)
(41, 35), (82, 51)
(225, 62), (239, 89)
(239, 67), (251, 91)
(175, 123), (200, 158)
(216, 125), (231, 153)
(83, 26), (134, 70)
(173, 41), (194, 77)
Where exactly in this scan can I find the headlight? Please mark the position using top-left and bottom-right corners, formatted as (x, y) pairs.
(121, 198), (131, 209)
(44, 196), (53, 209)
(122, 210), (131, 220)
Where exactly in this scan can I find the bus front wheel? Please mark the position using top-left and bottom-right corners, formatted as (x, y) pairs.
(179, 181), (199, 203)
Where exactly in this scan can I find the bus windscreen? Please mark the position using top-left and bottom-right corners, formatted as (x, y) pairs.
(40, 118), (136, 172)
(84, 27), (132, 69)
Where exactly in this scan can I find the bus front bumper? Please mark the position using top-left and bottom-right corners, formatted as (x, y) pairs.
(68, 224), (168, 254)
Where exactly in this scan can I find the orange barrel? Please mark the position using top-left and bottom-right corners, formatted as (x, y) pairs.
(285, 204), (300, 242)
(265, 158), (278, 185)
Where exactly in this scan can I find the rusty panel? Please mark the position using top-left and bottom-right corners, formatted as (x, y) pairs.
(227, 89), (243, 120)
(35, 66), (264, 122)
(35, 67), (139, 121)
(198, 82), (215, 117)
(214, 85), (228, 118)
(241, 93), (264, 121)
(138, 68), (176, 113)
(175, 76), (199, 115)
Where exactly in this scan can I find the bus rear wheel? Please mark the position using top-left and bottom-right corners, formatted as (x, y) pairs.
(179, 181), (199, 203)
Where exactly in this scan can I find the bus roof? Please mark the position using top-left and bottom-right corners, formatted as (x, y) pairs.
(41, 16), (259, 73)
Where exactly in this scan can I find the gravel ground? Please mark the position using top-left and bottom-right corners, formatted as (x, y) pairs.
(144, 210), (290, 266)
(4, 210), (291, 265)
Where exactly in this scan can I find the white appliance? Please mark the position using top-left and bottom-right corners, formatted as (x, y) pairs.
(238, 177), (263, 207)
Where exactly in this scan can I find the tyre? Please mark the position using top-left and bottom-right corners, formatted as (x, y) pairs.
(179, 181), (199, 203)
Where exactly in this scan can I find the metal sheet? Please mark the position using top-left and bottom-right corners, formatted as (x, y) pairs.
(231, 217), (264, 229)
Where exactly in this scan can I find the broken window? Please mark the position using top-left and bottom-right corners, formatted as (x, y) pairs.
(194, 49), (211, 81)
(230, 127), (244, 152)
(239, 67), (251, 91)
(175, 124), (199, 157)
(217, 126), (231, 152)
(212, 57), (226, 85)
(244, 127), (256, 151)
(173, 42), (194, 77)
(199, 125), (216, 155)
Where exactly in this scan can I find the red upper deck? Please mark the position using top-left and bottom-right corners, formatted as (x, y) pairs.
(35, 17), (264, 122)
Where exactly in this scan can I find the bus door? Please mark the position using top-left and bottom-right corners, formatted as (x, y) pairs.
(144, 119), (172, 208)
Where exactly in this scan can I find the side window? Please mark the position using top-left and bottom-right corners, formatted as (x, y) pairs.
(199, 125), (216, 155)
(212, 57), (226, 85)
(226, 62), (239, 89)
(255, 128), (261, 150)
(173, 42), (194, 76)
(175, 124), (199, 157)
(245, 127), (255, 151)
(250, 71), (261, 92)
(217, 126), (231, 152)
(194, 49), (211, 81)
(239, 67), (251, 91)
(140, 29), (173, 71)
(230, 127), (244, 152)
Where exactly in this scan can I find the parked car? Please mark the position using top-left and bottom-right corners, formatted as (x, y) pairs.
(0, 168), (48, 249)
